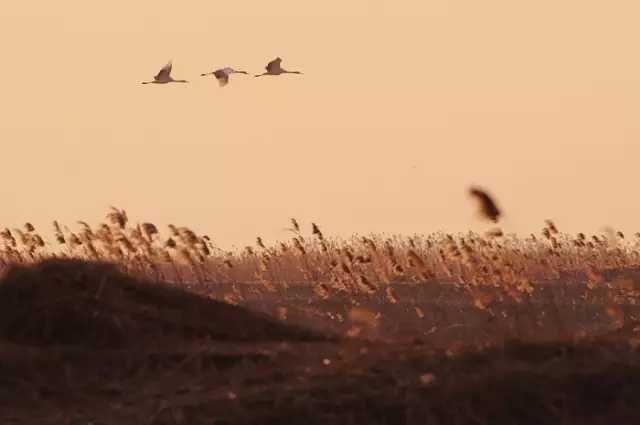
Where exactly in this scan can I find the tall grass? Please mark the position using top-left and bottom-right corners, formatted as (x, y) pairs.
(1, 207), (639, 306)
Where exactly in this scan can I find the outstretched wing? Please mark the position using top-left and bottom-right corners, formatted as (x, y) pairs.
(155, 61), (172, 81)
(265, 57), (282, 73)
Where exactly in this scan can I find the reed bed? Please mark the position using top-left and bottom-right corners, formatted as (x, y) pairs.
(1, 207), (640, 313)
(3, 207), (640, 424)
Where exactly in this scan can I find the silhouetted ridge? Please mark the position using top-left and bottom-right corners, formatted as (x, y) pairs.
(0, 259), (329, 348)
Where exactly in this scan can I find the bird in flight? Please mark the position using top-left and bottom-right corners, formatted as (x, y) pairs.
(201, 67), (249, 87)
(255, 57), (302, 77)
(141, 61), (188, 84)
(469, 186), (501, 223)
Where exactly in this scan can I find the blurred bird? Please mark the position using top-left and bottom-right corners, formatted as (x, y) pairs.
(141, 61), (188, 84)
(201, 67), (249, 87)
(469, 186), (501, 223)
(255, 57), (302, 77)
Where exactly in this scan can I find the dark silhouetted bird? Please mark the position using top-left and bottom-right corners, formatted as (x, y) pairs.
(469, 187), (501, 223)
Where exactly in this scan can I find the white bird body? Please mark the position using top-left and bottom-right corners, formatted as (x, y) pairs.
(142, 61), (188, 84)
(201, 67), (249, 86)
(255, 57), (302, 77)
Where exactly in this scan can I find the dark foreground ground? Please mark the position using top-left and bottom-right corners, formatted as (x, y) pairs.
(1, 260), (640, 424)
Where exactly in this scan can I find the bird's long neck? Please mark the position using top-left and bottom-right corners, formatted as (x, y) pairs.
(254, 73), (268, 77)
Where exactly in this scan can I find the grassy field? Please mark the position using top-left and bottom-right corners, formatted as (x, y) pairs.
(1, 209), (640, 423)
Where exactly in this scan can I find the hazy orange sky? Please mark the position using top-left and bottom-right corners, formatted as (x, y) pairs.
(1, 1), (639, 247)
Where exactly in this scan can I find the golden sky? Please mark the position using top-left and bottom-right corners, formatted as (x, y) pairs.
(1, 1), (639, 247)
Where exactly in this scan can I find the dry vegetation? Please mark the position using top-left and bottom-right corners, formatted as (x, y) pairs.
(2, 204), (640, 345)
(3, 207), (640, 288)
(3, 202), (640, 424)
(2, 207), (640, 318)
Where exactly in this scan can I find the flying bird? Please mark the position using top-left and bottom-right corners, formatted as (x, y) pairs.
(469, 186), (501, 223)
(201, 67), (249, 87)
(255, 57), (302, 77)
(141, 61), (188, 84)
